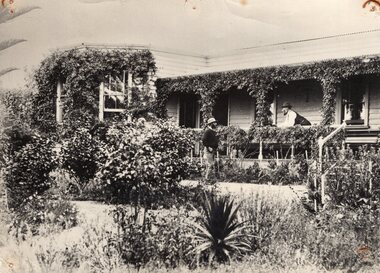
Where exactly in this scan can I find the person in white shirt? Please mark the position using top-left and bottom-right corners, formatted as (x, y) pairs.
(280, 102), (311, 127)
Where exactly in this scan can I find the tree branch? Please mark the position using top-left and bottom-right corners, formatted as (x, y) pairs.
(0, 39), (26, 52)
(0, 67), (18, 77)
(0, 6), (40, 24)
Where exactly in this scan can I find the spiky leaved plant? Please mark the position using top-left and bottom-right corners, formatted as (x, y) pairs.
(191, 193), (251, 265)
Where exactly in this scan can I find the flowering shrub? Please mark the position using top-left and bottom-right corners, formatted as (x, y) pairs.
(97, 120), (195, 207)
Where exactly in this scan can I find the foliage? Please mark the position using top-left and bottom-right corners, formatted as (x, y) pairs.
(307, 207), (379, 270)
(8, 194), (78, 240)
(156, 55), (380, 125)
(0, 89), (33, 129)
(0, 89), (35, 169)
(263, 157), (308, 185)
(3, 128), (56, 209)
(240, 194), (299, 257)
(97, 119), (195, 207)
(110, 205), (197, 268)
(191, 193), (250, 264)
(60, 127), (103, 193)
(32, 47), (156, 132)
(0, 1), (40, 76)
(217, 126), (250, 152)
(248, 125), (344, 156)
(240, 193), (380, 270)
(3, 192), (380, 272)
(323, 147), (380, 209)
(217, 160), (264, 183)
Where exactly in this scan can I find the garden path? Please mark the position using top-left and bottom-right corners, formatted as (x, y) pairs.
(181, 180), (307, 200)
(72, 182), (307, 226)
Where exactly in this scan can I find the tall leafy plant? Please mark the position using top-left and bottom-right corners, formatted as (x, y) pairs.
(191, 193), (250, 265)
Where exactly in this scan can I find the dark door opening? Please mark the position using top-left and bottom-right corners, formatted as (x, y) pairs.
(212, 93), (229, 126)
(179, 94), (200, 128)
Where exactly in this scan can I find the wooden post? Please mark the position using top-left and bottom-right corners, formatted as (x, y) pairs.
(340, 141), (346, 160)
(291, 144), (295, 160)
(321, 173), (326, 207)
(56, 80), (63, 124)
(276, 150), (279, 165)
(317, 136), (323, 211)
(190, 149), (193, 162)
(305, 150), (309, 161)
(99, 82), (104, 122)
(258, 139), (263, 161)
(127, 72), (133, 122)
(314, 171), (318, 212)
(369, 160), (373, 193)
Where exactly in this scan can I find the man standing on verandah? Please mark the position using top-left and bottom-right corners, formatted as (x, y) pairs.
(280, 102), (311, 127)
(202, 117), (219, 181)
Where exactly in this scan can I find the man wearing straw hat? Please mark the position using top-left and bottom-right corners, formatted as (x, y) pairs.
(202, 117), (219, 181)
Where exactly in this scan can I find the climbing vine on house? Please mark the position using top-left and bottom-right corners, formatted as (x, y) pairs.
(156, 55), (380, 125)
(32, 47), (156, 132)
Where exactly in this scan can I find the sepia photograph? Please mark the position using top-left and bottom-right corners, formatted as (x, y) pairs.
(1, 0), (380, 272)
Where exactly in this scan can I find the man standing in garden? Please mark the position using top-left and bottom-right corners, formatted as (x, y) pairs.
(281, 102), (311, 127)
(202, 117), (219, 181)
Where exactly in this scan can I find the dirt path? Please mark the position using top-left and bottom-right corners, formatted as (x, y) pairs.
(72, 182), (307, 224)
(181, 180), (307, 200)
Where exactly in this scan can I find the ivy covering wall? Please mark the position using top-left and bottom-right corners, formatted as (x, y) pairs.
(32, 47), (156, 132)
(155, 55), (380, 126)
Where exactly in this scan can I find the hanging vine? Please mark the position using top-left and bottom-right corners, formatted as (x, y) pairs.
(32, 47), (156, 132)
(156, 55), (380, 126)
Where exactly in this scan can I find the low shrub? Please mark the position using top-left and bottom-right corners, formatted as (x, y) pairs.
(60, 127), (102, 195)
(305, 146), (380, 210)
(255, 155), (308, 185)
(8, 194), (78, 240)
(217, 159), (264, 183)
(211, 157), (308, 185)
(240, 192), (380, 270)
(109, 205), (197, 269)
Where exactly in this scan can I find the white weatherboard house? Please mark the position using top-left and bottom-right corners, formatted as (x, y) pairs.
(56, 29), (380, 149)
(159, 29), (380, 145)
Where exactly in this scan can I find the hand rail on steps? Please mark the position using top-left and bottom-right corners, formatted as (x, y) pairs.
(315, 121), (347, 210)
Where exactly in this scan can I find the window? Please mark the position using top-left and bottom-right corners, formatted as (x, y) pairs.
(104, 75), (126, 110)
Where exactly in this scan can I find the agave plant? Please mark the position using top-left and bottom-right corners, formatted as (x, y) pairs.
(191, 193), (251, 265)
